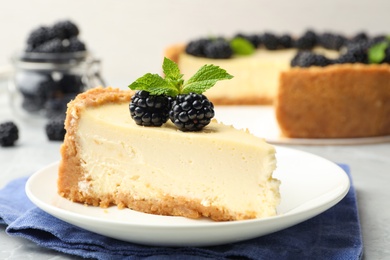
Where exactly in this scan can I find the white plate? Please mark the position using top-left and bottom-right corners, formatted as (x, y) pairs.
(25, 146), (350, 247)
(215, 106), (390, 145)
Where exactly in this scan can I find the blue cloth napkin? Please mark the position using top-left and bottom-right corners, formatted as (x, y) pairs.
(0, 164), (362, 260)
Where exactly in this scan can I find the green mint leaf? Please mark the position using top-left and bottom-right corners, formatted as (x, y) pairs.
(128, 73), (178, 96)
(230, 37), (255, 55)
(368, 41), (388, 64)
(162, 57), (183, 81)
(162, 57), (184, 95)
(129, 57), (233, 97)
(181, 64), (233, 94)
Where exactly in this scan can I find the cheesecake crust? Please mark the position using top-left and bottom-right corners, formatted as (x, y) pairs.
(275, 64), (390, 138)
(58, 87), (133, 203)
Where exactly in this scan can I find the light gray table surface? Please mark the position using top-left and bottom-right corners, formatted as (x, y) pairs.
(0, 84), (389, 260)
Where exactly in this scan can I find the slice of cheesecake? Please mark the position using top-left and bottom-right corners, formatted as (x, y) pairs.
(58, 87), (280, 221)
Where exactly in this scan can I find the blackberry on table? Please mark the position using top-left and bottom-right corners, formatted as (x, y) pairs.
(129, 90), (171, 126)
(185, 38), (212, 57)
(295, 30), (317, 50)
(45, 116), (66, 141)
(0, 121), (19, 147)
(291, 51), (332, 67)
(169, 93), (214, 132)
(262, 32), (280, 50)
(204, 38), (233, 59)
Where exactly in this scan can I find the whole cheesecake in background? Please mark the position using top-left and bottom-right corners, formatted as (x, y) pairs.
(165, 30), (390, 138)
(58, 87), (280, 221)
(164, 30), (344, 105)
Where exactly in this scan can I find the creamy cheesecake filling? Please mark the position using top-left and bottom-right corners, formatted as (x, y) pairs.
(178, 47), (339, 103)
(75, 102), (279, 219)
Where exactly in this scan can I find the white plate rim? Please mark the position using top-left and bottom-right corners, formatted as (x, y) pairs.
(25, 146), (350, 246)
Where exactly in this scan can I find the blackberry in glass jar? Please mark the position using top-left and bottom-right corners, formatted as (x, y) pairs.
(9, 51), (105, 118)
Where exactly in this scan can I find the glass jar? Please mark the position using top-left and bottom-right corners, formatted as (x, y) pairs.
(8, 51), (105, 119)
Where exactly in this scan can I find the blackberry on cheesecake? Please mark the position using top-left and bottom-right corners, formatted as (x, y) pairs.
(128, 57), (232, 131)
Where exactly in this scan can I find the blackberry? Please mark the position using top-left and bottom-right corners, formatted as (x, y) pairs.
(336, 42), (368, 64)
(26, 26), (52, 49)
(350, 32), (369, 44)
(34, 38), (66, 53)
(295, 30), (317, 50)
(204, 38), (233, 59)
(67, 37), (86, 52)
(45, 116), (66, 141)
(52, 20), (79, 39)
(169, 93), (214, 131)
(370, 35), (387, 45)
(26, 20), (82, 53)
(262, 32), (280, 50)
(58, 74), (84, 93)
(291, 51), (332, 67)
(319, 32), (346, 50)
(381, 47), (390, 64)
(185, 38), (212, 57)
(0, 121), (19, 147)
(279, 34), (294, 48)
(26, 26), (63, 51)
(16, 72), (54, 112)
(129, 91), (171, 126)
(44, 93), (76, 118)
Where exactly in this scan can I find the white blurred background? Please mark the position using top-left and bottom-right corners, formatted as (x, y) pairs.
(0, 0), (389, 88)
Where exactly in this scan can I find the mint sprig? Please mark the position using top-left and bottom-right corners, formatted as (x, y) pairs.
(368, 41), (388, 64)
(368, 36), (390, 64)
(230, 37), (255, 55)
(129, 57), (233, 96)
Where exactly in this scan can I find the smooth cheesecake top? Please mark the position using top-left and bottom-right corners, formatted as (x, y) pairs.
(66, 87), (273, 149)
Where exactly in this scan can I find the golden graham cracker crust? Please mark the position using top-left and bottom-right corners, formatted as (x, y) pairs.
(276, 64), (390, 138)
(58, 87), (133, 207)
(57, 87), (266, 221)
